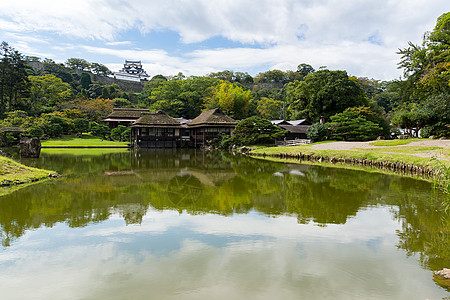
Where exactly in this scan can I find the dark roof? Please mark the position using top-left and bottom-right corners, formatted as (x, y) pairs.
(279, 125), (309, 134)
(132, 111), (181, 127)
(288, 119), (311, 126)
(106, 108), (150, 119)
(188, 108), (237, 127)
(271, 120), (291, 126)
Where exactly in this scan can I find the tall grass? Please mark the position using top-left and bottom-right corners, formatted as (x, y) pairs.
(433, 163), (450, 212)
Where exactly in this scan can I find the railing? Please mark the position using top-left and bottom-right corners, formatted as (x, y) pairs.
(276, 139), (311, 146)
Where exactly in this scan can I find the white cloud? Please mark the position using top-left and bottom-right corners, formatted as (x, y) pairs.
(0, 0), (447, 79)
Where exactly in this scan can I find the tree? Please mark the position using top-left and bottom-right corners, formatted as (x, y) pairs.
(398, 12), (450, 97)
(90, 63), (112, 76)
(80, 72), (92, 90)
(28, 74), (73, 111)
(286, 69), (367, 121)
(90, 123), (110, 138)
(256, 97), (284, 119)
(204, 81), (252, 119)
(327, 107), (384, 141)
(307, 123), (328, 142)
(111, 125), (127, 141)
(297, 63), (315, 77)
(73, 118), (90, 134)
(66, 58), (90, 71)
(0, 41), (30, 114)
(223, 116), (287, 146)
(254, 70), (287, 83)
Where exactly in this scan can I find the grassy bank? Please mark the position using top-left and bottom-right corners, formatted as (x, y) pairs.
(0, 156), (57, 187)
(41, 134), (129, 148)
(250, 142), (449, 169)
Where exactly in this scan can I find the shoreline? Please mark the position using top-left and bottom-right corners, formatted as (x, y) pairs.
(249, 139), (450, 179)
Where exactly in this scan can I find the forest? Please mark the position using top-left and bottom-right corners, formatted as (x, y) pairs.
(0, 12), (448, 145)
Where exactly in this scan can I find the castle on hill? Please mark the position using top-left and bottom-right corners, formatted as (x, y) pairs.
(114, 60), (149, 82)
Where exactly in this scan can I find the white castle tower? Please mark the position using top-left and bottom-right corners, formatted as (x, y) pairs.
(114, 60), (149, 82)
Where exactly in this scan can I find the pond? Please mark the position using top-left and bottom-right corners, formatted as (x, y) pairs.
(0, 149), (449, 299)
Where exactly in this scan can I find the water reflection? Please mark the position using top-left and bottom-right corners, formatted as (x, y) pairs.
(0, 149), (449, 286)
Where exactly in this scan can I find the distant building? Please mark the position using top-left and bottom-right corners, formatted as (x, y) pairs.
(271, 119), (312, 140)
(103, 108), (150, 129)
(114, 60), (149, 82)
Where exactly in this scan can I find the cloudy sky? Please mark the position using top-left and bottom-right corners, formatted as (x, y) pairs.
(0, 0), (448, 80)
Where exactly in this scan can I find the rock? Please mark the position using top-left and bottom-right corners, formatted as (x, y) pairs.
(434, 268), (450, 279)
(19, 137), (41, 158)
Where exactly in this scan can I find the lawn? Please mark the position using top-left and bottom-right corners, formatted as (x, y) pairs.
(369, 138), (421, 146)
(0, 156), (56, 186)
(41, 134), (129, 147)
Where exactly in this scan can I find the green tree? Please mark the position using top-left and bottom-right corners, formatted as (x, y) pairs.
(307, 122), (328, 142)
(223, 116), (287, 146)
(80, 72), (92, 90)
(256, 97), (284, 119)
(66, 58), (90, 71)
(204, 81), (252, 119)
(90, 63), (112, 76)
(111, 125), (127, 141)
(297, 63), (315, 77)
(327, 107), (384, 141)
(286, 69), (367, 121)
(90, 123), (110, 138)
(398, 12), (450, 97)
(0, 41), (30, 114)
(28, 74), (73, 111)
(73, 118), (90, 134)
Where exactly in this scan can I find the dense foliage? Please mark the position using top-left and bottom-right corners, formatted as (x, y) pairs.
(0, 12), (448, 142)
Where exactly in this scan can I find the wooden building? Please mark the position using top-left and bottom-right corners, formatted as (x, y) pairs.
(131, 111), (184, 148)
(104, 108), (150, 129)
(187, 108), (238, 147)
(271, 119), (312, 140)
(129, 108), (237, 148)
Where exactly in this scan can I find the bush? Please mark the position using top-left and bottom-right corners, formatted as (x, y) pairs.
(73, 118), (90, 134)
(307, 122), (328, 142)
(111, 125), (127, 141)
(228, 116), (287, 146)
(25, 126), (44, 138)
(91, 124), (110, 138)
(47, 123), (63, 137)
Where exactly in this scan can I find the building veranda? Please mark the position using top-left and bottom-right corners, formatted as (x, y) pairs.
(104, 108), (238, 148)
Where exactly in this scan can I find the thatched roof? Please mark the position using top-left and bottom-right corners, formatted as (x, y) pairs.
(188, 108), (237, 127)
(131, 111), (181, 127)
(106, 108), (150, 119)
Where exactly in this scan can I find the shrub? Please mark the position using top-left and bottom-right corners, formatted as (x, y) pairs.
(307, 122), (328, 142)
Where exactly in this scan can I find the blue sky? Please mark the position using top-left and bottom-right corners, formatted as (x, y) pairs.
(0, 0), (448, 80)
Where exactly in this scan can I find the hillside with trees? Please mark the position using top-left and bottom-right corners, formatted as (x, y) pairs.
(0, 12), (448, 145)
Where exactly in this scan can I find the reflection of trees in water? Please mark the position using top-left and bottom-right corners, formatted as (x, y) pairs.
(0, 150), (449, 275)
(388, 179), (450, 271)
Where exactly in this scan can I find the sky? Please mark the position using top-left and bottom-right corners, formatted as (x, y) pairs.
(0, 0), (448, 81)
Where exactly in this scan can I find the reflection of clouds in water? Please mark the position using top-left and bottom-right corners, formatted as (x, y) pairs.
(0, 235), (444, 300)
(85, 206), (399, 245)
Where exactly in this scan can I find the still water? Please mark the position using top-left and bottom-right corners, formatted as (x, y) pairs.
(0, 149), (449, 299)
